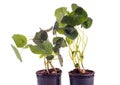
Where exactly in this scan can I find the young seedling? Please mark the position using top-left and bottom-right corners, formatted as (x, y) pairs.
(54, 3), (93, 73)
(11, 28), (67, 74)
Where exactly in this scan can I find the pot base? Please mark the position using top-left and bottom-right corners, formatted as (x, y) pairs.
(36, 68), (62, 85)
(69, 69), (95, 85)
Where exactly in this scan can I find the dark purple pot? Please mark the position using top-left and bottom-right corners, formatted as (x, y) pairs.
(36, 69), (62, 85)
(69, 70), (95, 85)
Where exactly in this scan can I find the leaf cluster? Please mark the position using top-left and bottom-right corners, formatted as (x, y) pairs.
(11, 29), (67, 67)
(54, 3), (93, 71)
(11, 3), (93, 73)
(54, 3), (93, 40)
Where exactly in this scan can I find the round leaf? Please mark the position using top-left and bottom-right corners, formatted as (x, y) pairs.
(55, 7), (67, 23)
(28, 40), (53, 55)
(12, 34), (27, 48)
(53, 37), (67, 47)
(33, 30), (48, 44)
(28, 44), (45, 54)
(71, 3), (78, 11)
(64, 25), (78, 40)
(82, 17), (93, 29)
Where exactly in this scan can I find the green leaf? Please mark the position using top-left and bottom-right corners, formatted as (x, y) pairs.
(53, 37), (67, 47)
(55, 7), (67, 23)
(71, 3), (78, 11)
(28, 44), (45, 54)
(46, 55), (54, 60)
(29, 41), (53, 55)
(75, 7), (88, 17)
(74, 7), (88, 24)
(62, 14), (87, 26)
(61, 15), (73, 25)
(61, 7), (88, 26)
(53, 46), (60, 53)
(12, 34), (27, 48)
(82, 17), (93, 29)
(64, 25), (78, 40)
(11, 44), (22, 62)
(33, 30), (48, 44)
(56, 27), (65, 34)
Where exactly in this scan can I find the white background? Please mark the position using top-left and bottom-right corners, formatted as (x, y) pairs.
(0, 0), (120, 85)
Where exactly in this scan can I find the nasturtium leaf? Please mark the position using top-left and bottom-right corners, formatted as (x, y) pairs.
(53, 46), (59, 53)
(82, 17), (93, 29)
(75, 7), (88, 17)
(73, 14), (87, 25)
(53, 37), (61, 44)
(11, 44), (22, 62)
(29, 40), (53, 55)
(74, 7), (88, 24)
(61, 38), (67, 47)
(39, 40), (53, 55)
(71, 3), (78, 11)
(62, 13), (87, 26)
(12, 34), (27, 48)
(58, 22), (67, 28)
(61, 15), (73, 25)
(46, 55), (54, 60)
(53, 37), (67, 47)
(64, 25), (78, 40)
(56, 28), (64, 34)
(28, 44), (45, 54)
(55, 7), (67, 23)
(33, 30), (48, 44)
(53, 22), (66, 34)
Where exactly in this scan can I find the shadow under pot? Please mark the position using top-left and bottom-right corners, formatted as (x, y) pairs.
(69, 69), (95, 85)
(36, 68), (62, 85)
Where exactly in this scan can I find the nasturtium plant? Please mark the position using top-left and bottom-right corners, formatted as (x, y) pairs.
(12, 28), (67, 74)
(54, 3), (93, 73)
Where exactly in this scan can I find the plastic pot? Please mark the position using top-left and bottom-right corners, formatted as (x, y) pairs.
(36, 68), (62, 85)
(69, 69), (95, 85)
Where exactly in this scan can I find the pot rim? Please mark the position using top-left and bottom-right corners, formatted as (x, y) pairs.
(69, 69), (95, 77)
(36, 68), (62, 77)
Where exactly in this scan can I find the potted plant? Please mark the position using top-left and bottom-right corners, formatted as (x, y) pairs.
(11, 27), (67, 85)
(54, 3), (95, 85)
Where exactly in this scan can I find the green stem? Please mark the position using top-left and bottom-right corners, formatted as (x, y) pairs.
(44, 58), (50, 74)
(49, 62), (57, 73)
(68, 43), (76, 66)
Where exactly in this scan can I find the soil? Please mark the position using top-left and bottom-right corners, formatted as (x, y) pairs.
(36, 68), (62, 75)
(69, 69), (94, 75)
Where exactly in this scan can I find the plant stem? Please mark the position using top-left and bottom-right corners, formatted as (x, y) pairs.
(68, 44), (76, 66)
(49, 62), (57, 73)
(44, 58), (50, 74)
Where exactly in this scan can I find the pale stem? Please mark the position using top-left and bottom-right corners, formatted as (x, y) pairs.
(49, 62), (57, 73)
